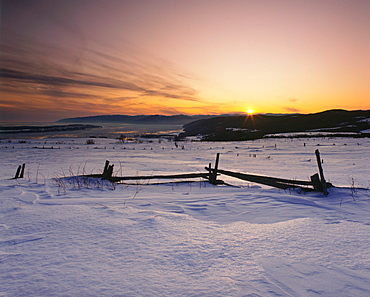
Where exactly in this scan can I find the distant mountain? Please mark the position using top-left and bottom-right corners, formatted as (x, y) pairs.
(0, 124), (101, 134)
(56, 114), (211, 125)
(177, 109), (370, 141)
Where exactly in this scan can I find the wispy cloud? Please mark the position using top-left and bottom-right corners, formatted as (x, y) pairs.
(0, 68), (129, 89)
(0, 33), (200, 120)
(284, 107), (300, 113)
(0, 46), (199, 99)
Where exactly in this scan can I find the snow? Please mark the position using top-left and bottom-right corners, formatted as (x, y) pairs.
(1, 136), (370, 296)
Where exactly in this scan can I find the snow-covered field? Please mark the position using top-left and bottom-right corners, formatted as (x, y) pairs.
(1, 136), (369, 296)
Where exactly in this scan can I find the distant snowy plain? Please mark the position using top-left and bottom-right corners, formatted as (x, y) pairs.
(1, 136), (369, 296)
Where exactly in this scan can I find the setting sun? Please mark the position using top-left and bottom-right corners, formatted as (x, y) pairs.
(246, 109), (255, 115)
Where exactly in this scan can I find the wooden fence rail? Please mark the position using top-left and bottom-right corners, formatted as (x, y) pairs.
(91, 172), (210, 183)
(206, 168), (332, 191)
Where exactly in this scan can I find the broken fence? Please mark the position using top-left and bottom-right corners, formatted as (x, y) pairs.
(79, 149), (332, 195)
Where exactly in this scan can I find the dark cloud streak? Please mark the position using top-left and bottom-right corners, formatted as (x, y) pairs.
(1, 65), (199, 101)
(0, 31), (200, 119)
(0, 67), (150, 93)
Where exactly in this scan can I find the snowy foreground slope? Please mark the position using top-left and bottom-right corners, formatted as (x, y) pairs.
(1, 137), (370, 296)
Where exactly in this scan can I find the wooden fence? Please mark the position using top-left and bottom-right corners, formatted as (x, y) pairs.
(12, 150), (332, 194)
(79, 149), (332, 195)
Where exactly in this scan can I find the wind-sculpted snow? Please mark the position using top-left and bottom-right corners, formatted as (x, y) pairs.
(0, 137), (370, 296)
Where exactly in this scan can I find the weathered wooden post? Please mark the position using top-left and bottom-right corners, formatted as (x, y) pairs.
(102, 166), (113, 179)
(208, 162), (212, 180)
(315, 149), (328, 195)
(102, 160), (114, 180)
(14, 165), (21, 179)
(209, 153), (220, 185)
(310, 173), (322, 191)
(20, 163), (25, 178)
(103, 160), (110, 175)
(107, 165), (114, 179)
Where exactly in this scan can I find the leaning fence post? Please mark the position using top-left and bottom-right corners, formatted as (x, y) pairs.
(315, 149), (328, 196)
(15, 165), (21, 179)
(20, 163), (25, 178)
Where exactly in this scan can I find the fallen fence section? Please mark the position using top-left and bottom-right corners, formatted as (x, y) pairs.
(206, 168), (333, 192)
(206, 150), (332, 194)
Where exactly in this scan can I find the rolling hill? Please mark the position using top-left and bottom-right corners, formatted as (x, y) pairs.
(177, 109), (370, 140)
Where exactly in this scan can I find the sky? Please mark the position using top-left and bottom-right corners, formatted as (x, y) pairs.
(0, 0), (369, 122)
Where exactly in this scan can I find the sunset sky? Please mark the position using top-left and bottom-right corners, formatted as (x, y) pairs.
(1, 0), (369, 122)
